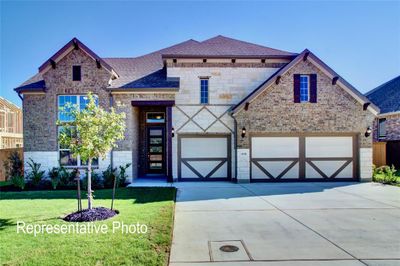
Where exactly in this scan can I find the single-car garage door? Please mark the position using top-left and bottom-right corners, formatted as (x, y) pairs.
(251, 135), (357, 182)
(178, 135), (231, 181)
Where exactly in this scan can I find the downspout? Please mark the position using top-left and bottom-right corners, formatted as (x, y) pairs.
(109, 92), (114, 169)
(232, 113), (238, 182)
(17, 92), (23, 101)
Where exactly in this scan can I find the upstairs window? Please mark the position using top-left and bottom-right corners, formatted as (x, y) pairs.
(72, 65), (81, 81)
(200, 78), (209, 104)
(378, 118), (386, 138)
(58, 95), (98, 167)
(58, 95), (98, 122)
(299, 75), (309, 102)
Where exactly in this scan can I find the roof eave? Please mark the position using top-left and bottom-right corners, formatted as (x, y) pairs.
(161, 54), (297, 60)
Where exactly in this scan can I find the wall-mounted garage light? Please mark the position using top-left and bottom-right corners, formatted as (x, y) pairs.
(365, 126), (372, 137)
(172, 127), (175, 138)
(241, 127), (246, 138)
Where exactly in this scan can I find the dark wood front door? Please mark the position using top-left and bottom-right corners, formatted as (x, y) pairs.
(147, 126), (165, 174)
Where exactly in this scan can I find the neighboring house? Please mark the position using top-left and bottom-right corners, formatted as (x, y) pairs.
(0, 97), (23, 149)
(14, 36), (378, 183)
(366, 76), (400, 168)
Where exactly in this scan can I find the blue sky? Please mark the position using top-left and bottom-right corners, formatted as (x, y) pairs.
(1, 1), (399, 106)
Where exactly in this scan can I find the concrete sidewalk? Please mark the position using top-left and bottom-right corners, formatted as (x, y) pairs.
(169, 182), (400, 266)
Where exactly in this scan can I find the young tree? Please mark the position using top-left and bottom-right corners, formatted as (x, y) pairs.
(58, 92), (126, 209)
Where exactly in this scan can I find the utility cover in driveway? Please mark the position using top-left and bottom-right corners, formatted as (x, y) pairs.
(209, 240), (250, 261)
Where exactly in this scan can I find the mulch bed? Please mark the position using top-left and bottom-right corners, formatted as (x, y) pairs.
(63, 207), (119, 222)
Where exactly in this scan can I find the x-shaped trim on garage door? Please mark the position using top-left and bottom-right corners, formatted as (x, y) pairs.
(181, 158), (227, 179)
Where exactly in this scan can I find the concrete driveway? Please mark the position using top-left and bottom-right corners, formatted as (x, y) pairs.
(169, 182), (400, 266)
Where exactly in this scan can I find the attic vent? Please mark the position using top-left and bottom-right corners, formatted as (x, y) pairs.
(261, 59), (266, 63)
(231, 59), (236, 63)
(173, 59), (177, 63)
(203, 59), (207, 63)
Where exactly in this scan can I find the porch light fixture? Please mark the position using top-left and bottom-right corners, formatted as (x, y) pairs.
(171, 127), (175, 138)
(365, 126), (372, 137)
(241, 127), (246, 138)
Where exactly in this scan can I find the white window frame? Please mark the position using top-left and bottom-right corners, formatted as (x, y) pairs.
(299, 75), (310, 103)
(57, 95), (99, 168)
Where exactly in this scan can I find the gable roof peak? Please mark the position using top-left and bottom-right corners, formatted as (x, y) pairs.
(37, 37), (117, 77)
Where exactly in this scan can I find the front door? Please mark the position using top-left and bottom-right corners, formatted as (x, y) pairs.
(147, 126), (165, 174)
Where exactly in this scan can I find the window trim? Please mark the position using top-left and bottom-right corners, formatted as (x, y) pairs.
(299, 75), (310, 103)
(200, 78), (209, 104)
(57, 94), (99, 168)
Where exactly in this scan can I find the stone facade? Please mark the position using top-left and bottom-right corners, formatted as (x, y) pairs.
(234, 59), (375, 149)
(24, 49), (112, 152)
(168, 67), (280, 105)
(373, 113), (400, 142)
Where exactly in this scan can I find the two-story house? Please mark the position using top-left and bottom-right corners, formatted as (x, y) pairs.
(0, 97), (23, 149)
(15, 36), (378, 183)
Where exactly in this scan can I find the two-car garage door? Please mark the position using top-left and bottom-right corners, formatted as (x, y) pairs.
(251, 135), (357, 181)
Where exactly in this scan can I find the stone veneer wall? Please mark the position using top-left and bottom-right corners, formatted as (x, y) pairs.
(373, 113), (400, 142)
(234, 59), (375, 181)
(168, 67), (280, 105)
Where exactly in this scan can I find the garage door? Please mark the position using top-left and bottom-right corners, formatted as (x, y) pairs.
(251, 135), (357, 182)
(178, 135), (231, 181)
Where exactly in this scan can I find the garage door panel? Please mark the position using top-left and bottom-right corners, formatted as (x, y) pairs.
(252, 161), (299, 179)
(306, 137), (353, 158)
(181, 137), (227, 158)
(181, 163), (201, 178)
(209, 162), (228, 178)
(306, 160), (353, 179)
(179, 135), (230, 181)
(252, 137), (299, 158)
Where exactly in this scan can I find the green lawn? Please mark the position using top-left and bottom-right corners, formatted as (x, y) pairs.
(0, 188), (176, 266)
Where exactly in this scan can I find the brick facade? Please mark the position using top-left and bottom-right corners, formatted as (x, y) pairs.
(234, 60), (375, 149)
(373, 113), (400, 142)
(24, 49), (112, 152)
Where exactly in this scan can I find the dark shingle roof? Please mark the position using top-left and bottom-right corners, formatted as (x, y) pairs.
(162, 35), (296, 58)
(14, 73), (46, 93)
(15, 36), (296, 92)
(365, 76), (400, 114)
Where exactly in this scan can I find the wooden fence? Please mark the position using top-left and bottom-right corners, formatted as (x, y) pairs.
(373, 142), (386, 167)
(0, 148), (23, 181)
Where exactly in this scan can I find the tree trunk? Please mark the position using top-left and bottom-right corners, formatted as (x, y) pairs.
(87, 158), (92, 209)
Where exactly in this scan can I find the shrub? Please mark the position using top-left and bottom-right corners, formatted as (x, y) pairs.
(11, 175), (25, 190)
(83, 170), (103, 189)
(59, 167), (76, 187)
(26, 159), (45, 186)
(3, 151), (23, 181)
(48, 167), (60, 190)
(118, 163), (131, 187)
(103, 165), (117, 188)
(373, 165), (398, 185)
